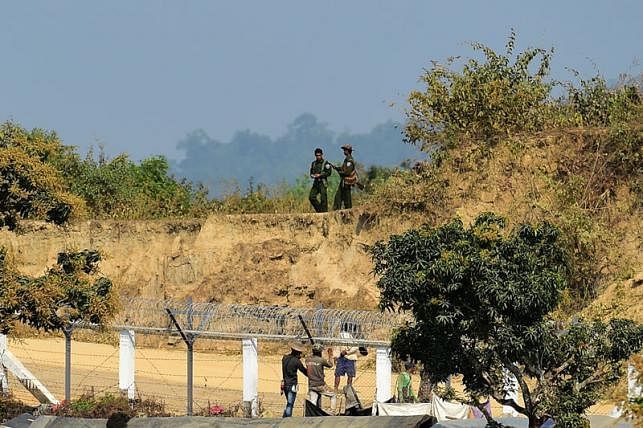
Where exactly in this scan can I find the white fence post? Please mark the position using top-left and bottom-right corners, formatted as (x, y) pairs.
(0, 334), (8, 394)
(376, 346), (392, 403)
(242, 338), (258, 417)
(629, 363), (642, 400)
(119, 330), (136, 400)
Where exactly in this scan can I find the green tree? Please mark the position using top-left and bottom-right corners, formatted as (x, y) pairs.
(58, 149), (210, 219)
(0, 122), (86, 229)
(405, 31), (554, 150)
(371, 213), (642, 427)
(0, 247), (117, 333)
(404, 31), (641, 153)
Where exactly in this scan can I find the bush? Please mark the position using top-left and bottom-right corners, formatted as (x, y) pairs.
(58, 149), (212, 219)
(0, 122), (86, 229)
(50, 391), (170, 418)
(405, 30), (555, 149)
(404, 31), (641, 154)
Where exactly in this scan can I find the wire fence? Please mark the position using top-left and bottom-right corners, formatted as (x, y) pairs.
(6, 335), (382, 416)
(115, 297), (403, 344)
(1, 297), (624, 417)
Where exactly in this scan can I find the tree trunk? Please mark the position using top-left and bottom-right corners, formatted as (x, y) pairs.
(528, 414), (545, 428)
(417, 367), (432, 402)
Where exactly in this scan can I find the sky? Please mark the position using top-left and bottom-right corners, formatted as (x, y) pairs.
(1, 1), (641, 161)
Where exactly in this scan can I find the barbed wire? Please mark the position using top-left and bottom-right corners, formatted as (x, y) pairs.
(114, 297), (405, 343)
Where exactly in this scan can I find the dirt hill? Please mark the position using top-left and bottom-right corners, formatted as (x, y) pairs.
(0, 128), (640, 321)
(0, 211), (419, 310)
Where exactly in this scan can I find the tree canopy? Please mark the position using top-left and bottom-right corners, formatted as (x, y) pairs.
(0, 247), (117, 333)
(371, 213), (642, 427)
(0, 122), (86, 229)
(404, 31), (641, 151)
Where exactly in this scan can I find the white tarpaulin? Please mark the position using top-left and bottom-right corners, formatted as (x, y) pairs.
(431, 395), (470, 422)
(375, 397), (469, 422)
(375, 402), (432, 416)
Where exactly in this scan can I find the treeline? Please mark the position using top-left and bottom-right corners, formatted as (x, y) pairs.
(0, 121), (404, 228)
(0, 122), (210, 229)
(172, 113), (421, 196)
(1, 33), (640, 230)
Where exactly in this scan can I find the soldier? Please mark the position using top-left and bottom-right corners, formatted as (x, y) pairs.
(309, 148), (333, 212)
(332, 144), (357, 210)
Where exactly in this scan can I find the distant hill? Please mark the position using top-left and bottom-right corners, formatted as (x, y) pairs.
(170, 113), (424, 196)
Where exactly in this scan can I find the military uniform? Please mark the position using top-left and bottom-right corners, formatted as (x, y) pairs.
(333, 152), (355, 210)
(309, 158), (332, 212)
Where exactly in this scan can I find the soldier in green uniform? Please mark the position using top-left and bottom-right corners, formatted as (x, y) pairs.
(309, 148), (333, 212)
(333, 144), (356, 210)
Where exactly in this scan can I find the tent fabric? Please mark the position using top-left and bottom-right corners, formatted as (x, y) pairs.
(343, 384), (362, 411)
(28, 415), (435, 428)
(19, 414), (633, 427)
(374, 397), (469, 422)
(306, 399), (332, 417)
(432, 415), (634, 428)
(376, 402), (432, 416)
(344, 406), (373, 416)
(430, 395), (470, 422)
(305, 398), (372, 417)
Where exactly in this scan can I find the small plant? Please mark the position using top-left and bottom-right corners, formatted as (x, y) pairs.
(48, 391), (170, 418)
(208, 404), (225, 416)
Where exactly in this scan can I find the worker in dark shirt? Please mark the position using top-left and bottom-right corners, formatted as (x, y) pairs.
(281, 342), (308, 417)
(306, 343), (337, 414)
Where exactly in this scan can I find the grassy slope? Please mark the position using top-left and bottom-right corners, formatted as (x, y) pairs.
(368, 122), (642, 322)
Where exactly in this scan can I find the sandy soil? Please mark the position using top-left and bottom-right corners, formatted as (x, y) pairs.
(5, 338), (617, 418)
(6, 337), (382, 417)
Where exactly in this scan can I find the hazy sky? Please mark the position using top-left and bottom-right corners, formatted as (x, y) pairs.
(1, 1), (641, 160)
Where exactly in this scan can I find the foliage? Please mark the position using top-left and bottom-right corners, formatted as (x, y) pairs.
(0, 247), (117, 333)
(365, 165), (446, 215)
(212, 177), (315, 214)
(0, 122), (86, 230)
(405, 30), (554, 149)
(49, 391), (170, 418)
(372, 213), (643, 427)
(56, 148), (211, 219)
(404, 30), (641, 152)
(564, 74), (641, 127)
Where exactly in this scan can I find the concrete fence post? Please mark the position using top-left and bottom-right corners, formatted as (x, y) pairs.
(375, 346), (392, 403)
(118, 330), (136, 400)
(629, 363), (642, 400)
(0, 334), (8, 394)
(242, 338), (258, 417)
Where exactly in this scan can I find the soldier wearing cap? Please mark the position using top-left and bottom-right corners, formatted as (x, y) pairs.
(333, 144), (356, 210)
(309, 148), (333, 212)
(306, 343), (337, 414)
(281, 341), (308, 417)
